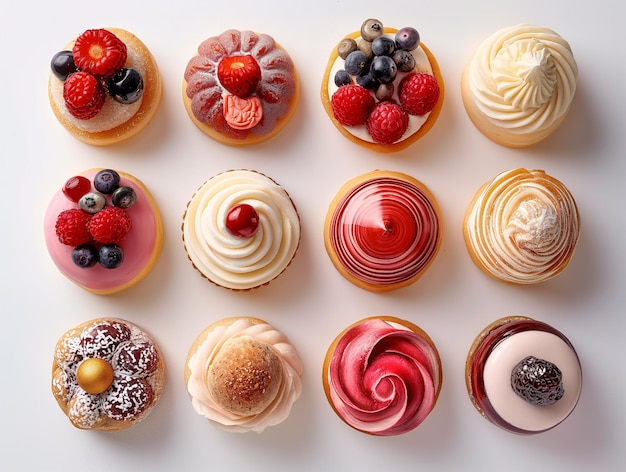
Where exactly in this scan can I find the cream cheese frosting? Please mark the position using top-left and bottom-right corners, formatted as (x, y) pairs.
(464, 168), (580, 284)
(464, 24), (577, 143)
(186, 318), (303, 433)
(182, 170), (300, 290)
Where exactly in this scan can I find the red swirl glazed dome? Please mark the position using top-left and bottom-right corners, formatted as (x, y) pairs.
(324, 170), (442, 292)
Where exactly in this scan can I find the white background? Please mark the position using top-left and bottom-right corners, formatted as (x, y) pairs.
(2, 0), (625, 470)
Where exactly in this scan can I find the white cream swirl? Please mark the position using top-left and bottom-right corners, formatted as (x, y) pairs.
(466, 24), (577, 136)
(183, 170), (300, 290)
(464, 168), (580, 284)
(186, 318), (303, 433)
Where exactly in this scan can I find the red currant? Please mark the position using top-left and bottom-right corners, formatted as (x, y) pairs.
(226, 204), (259, 238)
(62, 175), (92, 202)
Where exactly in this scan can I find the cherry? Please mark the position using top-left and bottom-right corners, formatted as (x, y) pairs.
(62, 175), (92, 202)
(226, 204), (259, 238)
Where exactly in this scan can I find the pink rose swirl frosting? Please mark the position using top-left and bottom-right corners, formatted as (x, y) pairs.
(328, 174), (441, 288)
(327, 318), (442, 435)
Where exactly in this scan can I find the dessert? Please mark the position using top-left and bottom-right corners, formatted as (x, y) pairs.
(44, 168), (163, 295)
(52, 318), (165, 431)
(461, 24), (578, 147)
(321, 18), (444, 152)
(322, 316), (442, 436)
(463, 168), (580, 284)
(185, 317), (303, 433)
(183, 29), (299, 145)
(48, 28), (162, 145)
(466, 316), (582, 434)
(324, 170), (442, 292)
(182, 169), (300, 290)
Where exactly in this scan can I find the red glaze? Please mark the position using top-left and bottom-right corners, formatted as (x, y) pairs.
(62, 175), (92, 202)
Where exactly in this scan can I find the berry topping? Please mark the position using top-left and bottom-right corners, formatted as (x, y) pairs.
(62, 175), (91, 202)
(331, 84), (375, 126)
(370, 56), (397, 84)
(55, 209), (92, 246)
(371, 35), (396, 57)
(334, 69), (352, 87)
(217, 54), (262, 97)
(78, 192), (106, 214)
(511, 356), (565, 406)
(99, 244), (125, 269)
(366, 101), (409, 144)
(89, 206), (132, 243)
(399, 73), (440, 116)
(94, 169), (121, 194)
(226, 203), (260, 238)
(360, 19), (384, 42)
(63, 71), (106, 120)
(107, 68), (144, 104)
(344, 50), (369, 76)
(111, 186), (137, 209)
(72, 29), (128, 78)
(395, 27), (420, 51)
(51, 50), (77, 80)
(337, 37), (358, 59)
(392, 49), (416, 72)
(72, 244), (99, 268)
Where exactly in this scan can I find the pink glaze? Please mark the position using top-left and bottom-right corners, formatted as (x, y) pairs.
(328, 176), (441, 287)
(43, 170), (162, 294)
(327, 318), (441, 435)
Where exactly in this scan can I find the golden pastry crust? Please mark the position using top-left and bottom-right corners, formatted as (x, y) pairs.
(321, 27), (444, 153)
(48, 28), (162, 146)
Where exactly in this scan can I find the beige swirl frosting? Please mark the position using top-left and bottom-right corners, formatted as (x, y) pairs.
(465, 24), (577, 136)
(464, 168), (580, 284)
(182, 170), (300, 290)
(186, 318), (303, 433)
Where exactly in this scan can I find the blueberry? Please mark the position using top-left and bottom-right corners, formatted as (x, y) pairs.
(371, 36), (396, 57)
(94, 169), (121, 194)
(107, 68), (144, 104)
(375, 83), (395, 101)
(337, 37), (358, 59)
(112, 186), (137, 209)
(360, 19), (384, 42)
(79, 192), (106, 214)
(334, 69), (352, 87)
(392, 49), (416, 72)
(51, 51), (77, 80)
(355, 72), (379, 90)
(99, 244), (124, 269)
(370, 56), (397, 84)
(72, 244), (98, 268)
(395, 27), (420, 51)
(344, 50), (368, 76)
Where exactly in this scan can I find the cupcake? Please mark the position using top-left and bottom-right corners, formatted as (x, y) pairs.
(185, 317), (303, 433)
(461, 24), (577, 147)
(466, 316), (582, 434)
(52, 318), (165, 431)
(183, 29), (299, 145)
(182, 169), (300, 290)
(322, 316), (442, 435)
(48, 28), (162, 145)
(321, 18), (444, 152)
(324, 170), (442, 292)
(463, 168), (580, 284)
(43, 168), (163, 295)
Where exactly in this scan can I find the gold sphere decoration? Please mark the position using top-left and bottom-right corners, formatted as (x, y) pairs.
(76, 358), (115, 394)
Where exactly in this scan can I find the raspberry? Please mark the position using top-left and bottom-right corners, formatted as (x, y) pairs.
(331, 84), (375, 126)
(399, 73), (440, 116)
(63, 71), (106, 120)
(217, 55), (262, 97)
(72, 29), (127, 78)
(55, 209), (93, 246)
(89, 207), (132, 243)
(366, 101), (409, 144)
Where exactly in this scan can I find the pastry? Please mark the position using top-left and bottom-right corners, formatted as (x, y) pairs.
(322, 316), (442, 436)
(185, 317), (303, 433)
(463, 168), (580, 284)
(43, 168), (163, 295)
(183, 29), (299, 145)
(466, 316), (582, 434)
(324, 170), (442, 292)
(52, 318), (165, 431)
(182, 169), (300, 290)
(461, 24), (578, 147)
(48, 28), (162, 145)
(321, 18), (444, 152)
